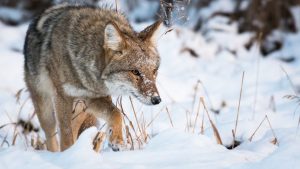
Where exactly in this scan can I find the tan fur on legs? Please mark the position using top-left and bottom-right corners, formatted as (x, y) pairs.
(71, 100), (88, 141)
(85, 97), (124, 150)
(72, 110), (98, 141)
(71, 111), (87, 142)
(27, 87), (59, 152)
(55, 94), (74, 151)
(77, 113), (98, 138)
(107, 108), (123, 149)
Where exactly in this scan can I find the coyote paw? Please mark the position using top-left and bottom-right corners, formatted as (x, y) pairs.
(108, 128), (124, 151)
(108, 142), (122, 151)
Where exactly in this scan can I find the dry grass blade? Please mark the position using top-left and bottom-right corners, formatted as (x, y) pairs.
(193, 98), (201, 133)
(201, 97), (223, 145)
(185, 110), (190, 132)
(191, 80), (200, 114)
(293, 104), (300, 118)
(29, 111), (36, 121)
(283, 95), (300, 118)
(199, 81), (214, 110)
(0, 122), (16, 130)
(164, 28), (174, 35)
(142, 113), (149, 142)
(5, 111), (14, 124)
(297, 115), (300, 135)
(269, 95), (276, 112)
(16, 96), (30, 118)
(146, 107), (164, 128)
(281, 66), (298, 95)
(124, 118), (141, 147)
(12, 126), (18, 146)
(129, 97), (143, 136)
(200, 108), (205, 135)
(252, 33), (263, 120)
(30, 136), (35, 147)
(119, 97), (142, 148)
(283, 94), (300, 101)
(125, 125), (134, 150)
(165, 107), (174, 128)
(1, 133), (9, 147)
(232, 71), (245, 148)
(139, 111), (148, 142)
(266, 115), (278, 145)
(93, 132), (106, 153)
(180, 47), (199, 58)
(15, 88), (24, 104)
(11, 132), (19, 146)
(249, 116), (267, 142)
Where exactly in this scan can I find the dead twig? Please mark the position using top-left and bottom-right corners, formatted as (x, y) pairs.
(191, 80), (200, 115)
(129, 97), (143, 137)
(193, 98), (201, 133)
(201, 97), (223, 145)
(281, 66), (297, 95)
(200, 108), (205, 135)
(12, 125), (18, 146)
(146, 107), (164, 128)
(252, 33), (263, 120)
(266, 115), (278, 145)
(199, 81), (214, 111)
(269, 95), (276, 112)
(14, 88), (24, 104)
(0, 123), (16, 131)
(0, 133), (9, 147)
(232, 71), (245, 148)
(165, 107), (174, 128)
(125, 125), (134, 150)
(119, 97), (142, 148)
(164, 28), (174, 35)
(249, 116), (267, 142)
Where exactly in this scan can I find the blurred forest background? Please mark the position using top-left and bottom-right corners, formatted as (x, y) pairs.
(0, 0), (300, 56)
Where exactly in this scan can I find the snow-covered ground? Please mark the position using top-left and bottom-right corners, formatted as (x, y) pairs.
(1, 3), (300, 169)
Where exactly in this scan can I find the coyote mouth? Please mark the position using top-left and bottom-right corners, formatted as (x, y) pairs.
(130, 92), (152, 105)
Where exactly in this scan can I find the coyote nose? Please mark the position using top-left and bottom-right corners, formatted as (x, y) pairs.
(151, 96), (161, 105)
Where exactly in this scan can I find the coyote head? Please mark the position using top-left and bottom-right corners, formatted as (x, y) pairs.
(102, 21), (162, 105)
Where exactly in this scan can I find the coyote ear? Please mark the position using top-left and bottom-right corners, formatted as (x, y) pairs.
(139, 20), (163, 46)
(104, 23), (124, 51)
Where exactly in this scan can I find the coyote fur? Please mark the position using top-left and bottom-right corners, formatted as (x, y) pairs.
(24, 4), (162, 152)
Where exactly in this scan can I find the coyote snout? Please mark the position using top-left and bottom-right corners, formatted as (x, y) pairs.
(104, 66), (162, 105)
(151, 96), (161, 105)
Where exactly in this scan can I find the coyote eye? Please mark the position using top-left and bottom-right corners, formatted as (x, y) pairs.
(131, 69), (141, 76)
(116, 51), (123, 55)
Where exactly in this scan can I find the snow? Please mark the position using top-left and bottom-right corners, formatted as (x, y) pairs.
(1, 2), (300, 169)
(0, 7), (27, 24)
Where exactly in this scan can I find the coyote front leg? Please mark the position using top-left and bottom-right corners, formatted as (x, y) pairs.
(86, 97), (123, 151)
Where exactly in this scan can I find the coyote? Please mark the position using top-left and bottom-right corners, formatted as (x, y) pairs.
(24, 4), (162, 152)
